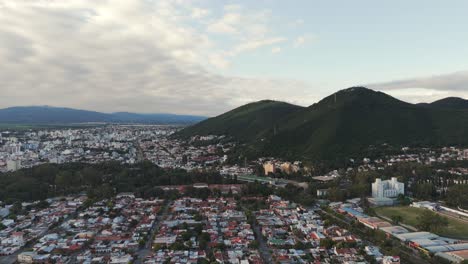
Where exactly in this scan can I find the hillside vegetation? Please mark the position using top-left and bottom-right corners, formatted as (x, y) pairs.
(176, 100), (304, 141)
(177, 87), (468, 161)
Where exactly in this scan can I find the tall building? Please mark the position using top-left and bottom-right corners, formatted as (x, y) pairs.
(263, 162), (276, 176)
(7, 159), (21, 172)
(372, 177), (404, 198)
(280, 162), (299, 175)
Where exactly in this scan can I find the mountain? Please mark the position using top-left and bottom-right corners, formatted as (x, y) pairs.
(178, 87), (468, 161)
(110, 112), (206, 124)
(175, 100), (304, 141)
(0, 106), (206, 124)
(429, 97), (468, 109)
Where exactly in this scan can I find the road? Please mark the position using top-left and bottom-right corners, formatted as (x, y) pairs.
(134, 201), (170, 264)
(0, 210), (79, 264)
(252, 221), (272, 263)
(318, 208), (431, 264)
(439, 210), (468, 224)
(135, 140), (145, 162)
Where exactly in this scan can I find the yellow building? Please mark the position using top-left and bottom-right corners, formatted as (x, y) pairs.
(263, 162), (276, 175)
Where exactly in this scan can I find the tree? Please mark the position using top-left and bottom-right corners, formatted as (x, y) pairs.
(294, 241), (306, 250)
(416, 210), (448, 233)
(319, 238), (335, 249)
(198, 232), (210, 250)
(328, 187), (345, 202)
(397, 194), (411, 206)
(446, 185), (468, 209)
(81, 167), (101, 186)
(55, 171), (74, 190)
(249, 241), (259, 249)
(36, 200), (50, 209)
(413, 183), (435, 200)
(10, 201), (22, 215)
(390, 215), (403, 225)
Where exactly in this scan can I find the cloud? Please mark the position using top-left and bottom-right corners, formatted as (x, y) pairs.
(191, 7), (209, 19)
(293, 34), (315, 48)
(231, 37), (286, 55)
(368, 71), (468, 91)
(0, 0), (314, 116)
(271, 47), (281, 54)
(207, 5), (272, 39)
(207, 12), (241, 34)
(294, 36), (306, 47)
(367, 71), (468, 103)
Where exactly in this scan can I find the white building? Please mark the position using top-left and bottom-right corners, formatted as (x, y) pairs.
(6, 159), (21, 172)
(372, 177), (404, 198)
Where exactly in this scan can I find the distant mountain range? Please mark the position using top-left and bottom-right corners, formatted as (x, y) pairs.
(177, 87), (468, 161)
(0, 106), (206, 124)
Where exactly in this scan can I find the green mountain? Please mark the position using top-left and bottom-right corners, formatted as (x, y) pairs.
(176, 100), (304, 141)
(429, 97), (468, 109)
(178, 87), (468, 161)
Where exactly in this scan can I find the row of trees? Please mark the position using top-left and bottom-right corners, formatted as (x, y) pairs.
(0, 161), (234, 203)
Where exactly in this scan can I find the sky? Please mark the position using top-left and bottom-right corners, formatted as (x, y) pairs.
(0, 0), (467, 116)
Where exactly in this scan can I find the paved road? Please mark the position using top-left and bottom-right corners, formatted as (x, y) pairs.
(252, 222), (272, 263)
(0, 211), (79, 264)
(135, 140), (145, 162)
(135, 202), (170, 264)
(0, 252), (17, 264)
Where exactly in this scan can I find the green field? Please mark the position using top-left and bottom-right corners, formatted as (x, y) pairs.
(237, 174), (275, 183)
(375, 206), (468, 239)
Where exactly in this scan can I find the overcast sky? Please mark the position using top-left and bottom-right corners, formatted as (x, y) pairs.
(1, 0), (467, 116)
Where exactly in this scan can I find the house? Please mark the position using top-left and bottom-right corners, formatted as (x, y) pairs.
(18, 252), (36, 264)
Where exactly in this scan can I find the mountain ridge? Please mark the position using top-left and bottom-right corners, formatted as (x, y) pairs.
(177, 87), (468, 161)
(0, 106), (206, 124)
(429, 97), (468, 109)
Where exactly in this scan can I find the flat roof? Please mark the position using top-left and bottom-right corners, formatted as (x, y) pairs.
(426, 243), (468, 253)
(380, 226), (409, 235)
(450, 249), (468, 260)
(395, 232), (439, 241)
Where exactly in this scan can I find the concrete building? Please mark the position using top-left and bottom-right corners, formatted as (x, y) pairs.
(382, 256), (400, 264)
(263, 162), (276, 176)
(6, 159), (21, 172)
(280, 162), (299, 175)
(17, 252), (37, 264)
(372, 177), (404, 198)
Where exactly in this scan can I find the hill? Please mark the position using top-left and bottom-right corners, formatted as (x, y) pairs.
(175, 100), (304, 141)
(178, 87), (468, 161)
(0, 106), (206, 124)
(429, 97), (468, 109)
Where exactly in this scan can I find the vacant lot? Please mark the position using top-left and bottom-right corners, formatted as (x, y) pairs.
(375, 206), (468, 239)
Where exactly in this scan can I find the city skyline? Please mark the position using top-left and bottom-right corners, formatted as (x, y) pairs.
(1, 0), (468, 115)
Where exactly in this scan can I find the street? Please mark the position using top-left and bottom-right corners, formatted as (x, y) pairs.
(134, 201), (170, 264)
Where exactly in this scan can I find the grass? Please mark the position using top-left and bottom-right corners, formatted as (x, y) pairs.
(237, 174), (275, 183)
(375, 206), (468, 239)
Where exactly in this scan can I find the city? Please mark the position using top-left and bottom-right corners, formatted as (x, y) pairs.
(2, 0), (468, 263)
(1, 125), (468, 263)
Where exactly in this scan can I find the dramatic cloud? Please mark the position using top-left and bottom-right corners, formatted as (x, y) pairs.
(0, 0), (315, 116)
(368, 71), (468, 103)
